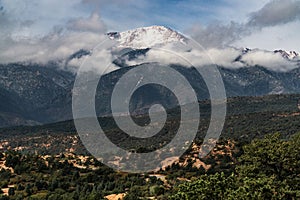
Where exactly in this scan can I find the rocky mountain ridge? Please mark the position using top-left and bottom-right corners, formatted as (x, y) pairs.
(0, 25), (300, 127)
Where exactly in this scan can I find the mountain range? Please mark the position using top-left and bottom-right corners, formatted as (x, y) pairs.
(0, 25), (299, 127)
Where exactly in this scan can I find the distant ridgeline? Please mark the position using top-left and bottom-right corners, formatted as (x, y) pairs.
(1, 61), (300, 127)
(0, 93), (300, 155)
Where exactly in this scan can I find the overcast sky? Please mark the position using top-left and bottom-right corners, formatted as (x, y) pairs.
(0, 0), (299, 63)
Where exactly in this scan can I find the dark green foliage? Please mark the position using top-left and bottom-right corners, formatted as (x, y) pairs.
(170, 172), (236, 200)
(0, 152), (162, 199)
(170, 133), (300, 199)
(8, 188), (14, 196)
(0, 133), (300, 199)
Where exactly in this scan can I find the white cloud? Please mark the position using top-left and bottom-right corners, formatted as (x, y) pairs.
(69, 48), (118, 74)
(67, 12), (106, 33)
(0, 31), (107, 64)
(0, 0), (299, 73)
(125, 44), (242, 68)
(214, 0), (270, 23)
(0, 3), (111, 69)
(234, 21), (300, 51)
(125, 43), (298, 72)
(188, 22), (246, 48)
(240, 50), (297, 71)
(247, 0), (300, 28)
(189, 0), (300, 50)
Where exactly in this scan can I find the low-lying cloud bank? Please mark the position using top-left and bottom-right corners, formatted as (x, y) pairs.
(125, 43), (299, 72)
(0, 11), (107, 63)
(0, 11), (118, 73)
(240, 50), (298, 72)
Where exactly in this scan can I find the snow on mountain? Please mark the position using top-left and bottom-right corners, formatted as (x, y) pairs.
(236, 48), (299, 61)
(107, 25), (187, 49)
(106, 25), (299, 63)
(274, 50), (299, 60)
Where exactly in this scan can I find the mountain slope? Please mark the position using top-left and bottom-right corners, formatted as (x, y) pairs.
(0, 63), (74, 126)
(1, 61), (300, 127)
(106, 25), (299, 62)
(0, 25), (300, 127)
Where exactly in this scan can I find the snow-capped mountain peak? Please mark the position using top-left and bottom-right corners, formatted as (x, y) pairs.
(107, 25), (187, 49)
(274, 50), (299, 60)
(106, 26), (299, 62)
(237, 48), (299, 61)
